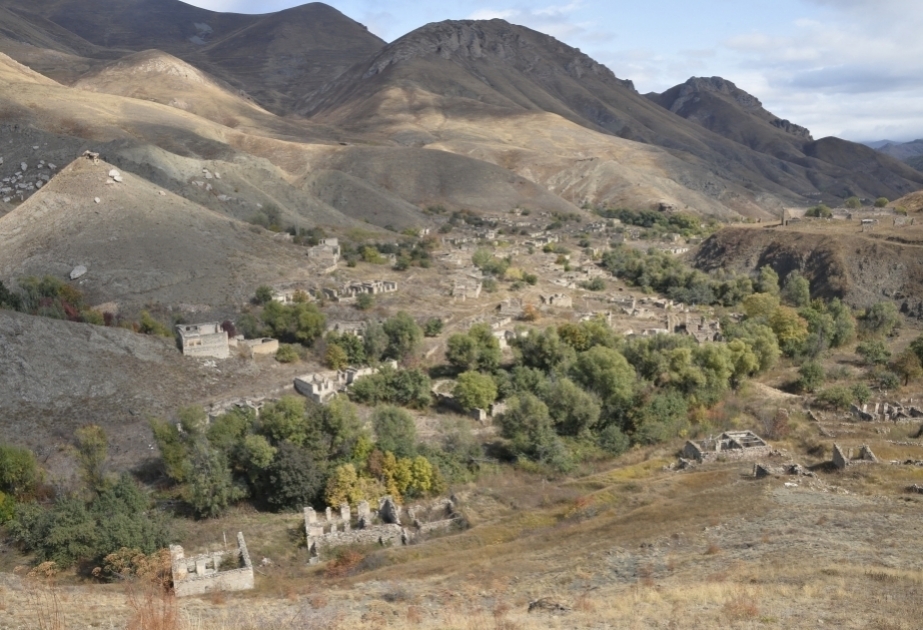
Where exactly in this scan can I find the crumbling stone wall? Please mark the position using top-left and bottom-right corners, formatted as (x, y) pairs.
(304, 496), (460, 562)
(171, 532), (254, 597)
(683, 431), (771, 463)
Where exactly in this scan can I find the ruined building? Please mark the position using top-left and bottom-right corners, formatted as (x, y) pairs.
(170, 532), (254, 597)
(176, 322), (229, 359)
(304, 496), (460, 563)
(832, 444), (878, 470)
(683, 431), (771, 463)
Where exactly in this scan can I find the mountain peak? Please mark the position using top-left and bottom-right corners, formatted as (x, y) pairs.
(679, 76), (762, 109)
(358, 19), (634, 90)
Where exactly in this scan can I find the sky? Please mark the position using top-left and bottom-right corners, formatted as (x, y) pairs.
(184, 0), (923, 142)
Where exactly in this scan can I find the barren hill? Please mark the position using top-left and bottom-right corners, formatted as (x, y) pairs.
(0, 155), (318, 309)
(297, 19), (922, 212)
(0, 4), (918, 220)
(73, 49), (272, 126)
(0, 0), (385, 113)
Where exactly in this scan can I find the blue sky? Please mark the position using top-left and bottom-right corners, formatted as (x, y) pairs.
(185, 0), (923, 142)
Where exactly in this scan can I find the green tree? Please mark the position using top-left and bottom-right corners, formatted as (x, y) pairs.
(138, 311), (171, 337)
(150, 419), (191, 483)
(631, 391), (689, 445)
(514, 327), (576, 374)
(805, 204), (832, 218)
(858, 301), (900, 338)
(797, 361), (825, 393)
(424, 318), (444, 337)
(845, 196), (861, 209)
(571, 346), (636, 413)
(187, 441), (244, 518)
(260, 301), (326, 346)
(372, 406), (417, 458)
(856, 339), (891, 366)
(75, 425), (108, 492)
(453, 371), (498, 412)
(875, 197), (889, 208)
(756, 266), (780, 296)
(382, 312), (423, 361)
(0, 444), (39, 498)
(742, 292), (781, 321)
(324, 343), (349, 369)
(496, 394), (570, 469)
(446, 333), (479, 372)
(894, 349), (923, 385)
(262, 443), (327, 511)
(275, 344), (300, 363)
(356, 293), (374, 311)
(254, 285), (274, 305)
(543, 378), (601, 437)
(769, 306), (809, 356)
(259, 396), (310, 447)
(782, 271), (811, 307)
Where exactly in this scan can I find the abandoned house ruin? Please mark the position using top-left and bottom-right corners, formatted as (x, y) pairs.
(832, 443), (878, 470)
(176, 322), (229, 359)
(682, 431), (771, 463)
(170, 532), (254, 597)
(850, 402), (923, 423)
(304, 496), (460, 563)
(294, 361), (398, 404)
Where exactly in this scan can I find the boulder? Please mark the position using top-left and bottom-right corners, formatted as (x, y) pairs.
(69, 265), (87, 280)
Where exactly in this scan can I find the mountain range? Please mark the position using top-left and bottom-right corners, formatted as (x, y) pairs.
(0, 0), (920, 309)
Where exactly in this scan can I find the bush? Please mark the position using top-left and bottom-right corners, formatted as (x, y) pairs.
(845, 196), (861, 209)
(805, 204), (832, 218)
(8, 475), (170, 568)
(856, 339), (891, 366)
(875, 197), (889, 208)
(138, 311), (172, 337)
(797, 361), (825, 393)
(349, 367), (432, 409)
(0, 444), (39, 498)
(858, 302), (900, 338)
(276, 344), (300, 363)
(423, 318), (444, 337)
(814, 385), (854, 410)
(356, 293), (374, 311)
(580, 277), (606, 291)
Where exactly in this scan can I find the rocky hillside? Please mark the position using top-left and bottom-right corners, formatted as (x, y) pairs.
(694, 225), (923, 316)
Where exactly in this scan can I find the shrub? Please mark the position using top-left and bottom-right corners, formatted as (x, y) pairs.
(805, 204), (832, 218)
(580, 277), (606, 291)
(858, 302), (900, 338)
(856, 339), (891, 366)
(797, 361), (825, 393)
(356, 293), (374, 311)
(138, 311), (171, 337)
(424, 318), (444, 337)
(276, 344), (300, 363)
(0, 444), (40, 498)
(254, 286), (274, 305)
(815, 385), (854, 410)
(875, 197), (889, 208)
(845, 196), (861, 209)
(9, 475), (170, 567)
